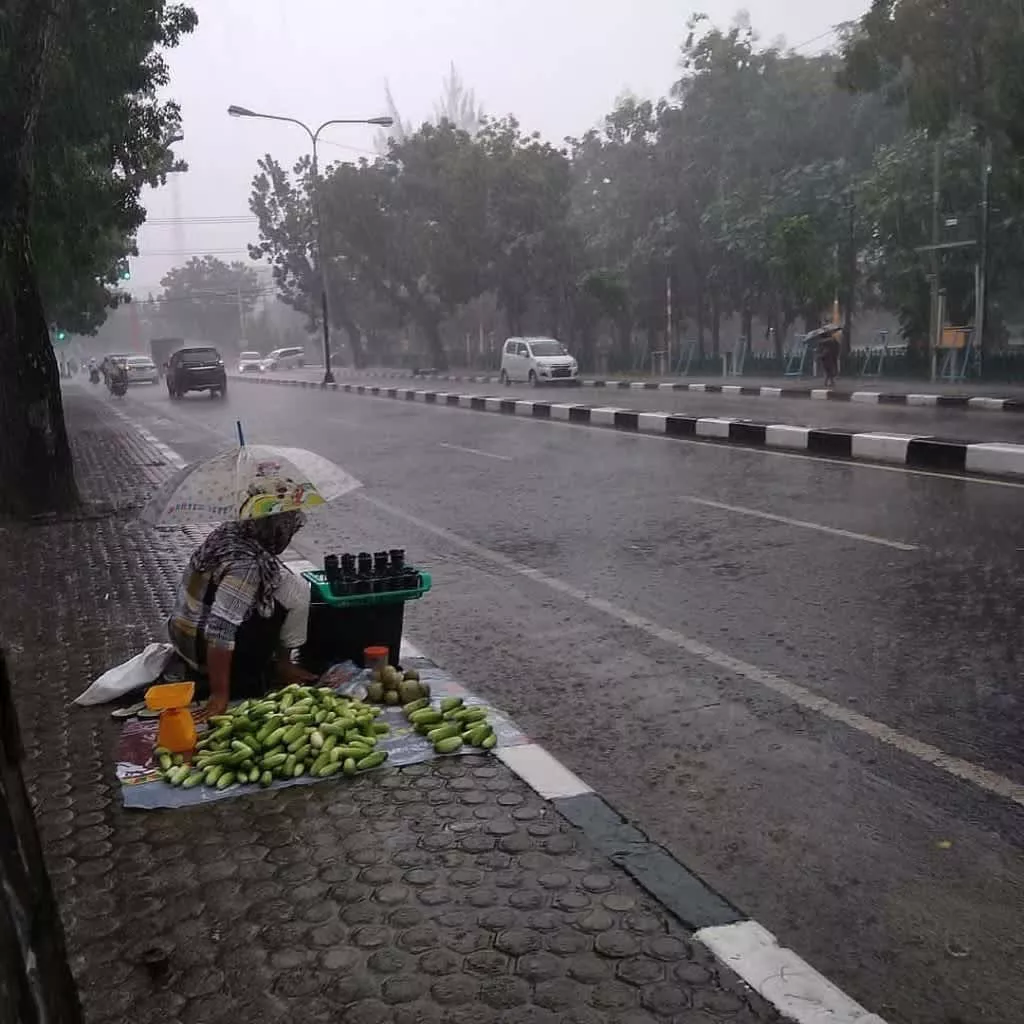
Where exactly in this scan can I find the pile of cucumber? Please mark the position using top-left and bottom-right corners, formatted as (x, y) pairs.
(155, 684), (389, 791)
(403, 695), (497, 756)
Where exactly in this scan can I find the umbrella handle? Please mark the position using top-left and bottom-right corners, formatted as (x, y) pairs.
(236, 421), (245, 447)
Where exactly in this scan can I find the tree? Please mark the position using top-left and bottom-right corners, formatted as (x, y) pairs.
(248, 154), (369, 366)
(841, 0), (1024, 147)
(0, 0), (195, 518)
(156, 256), (263, 347)
(374, 63), (485, 153)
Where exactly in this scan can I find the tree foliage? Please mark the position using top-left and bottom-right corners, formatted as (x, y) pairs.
(0, 0), (196, 517)
(247, 14), (1024, 372)
(153, 256), (262, 345)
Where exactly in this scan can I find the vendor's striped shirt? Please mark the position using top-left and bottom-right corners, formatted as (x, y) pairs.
(167, 561), (260, 668)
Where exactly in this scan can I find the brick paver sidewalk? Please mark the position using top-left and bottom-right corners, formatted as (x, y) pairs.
(0, 390), (778, 1024)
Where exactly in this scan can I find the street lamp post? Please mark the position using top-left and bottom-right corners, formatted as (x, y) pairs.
(228, 105), (393, 385)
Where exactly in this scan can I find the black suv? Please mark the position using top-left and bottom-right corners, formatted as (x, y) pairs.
(167, 346), (227, 399)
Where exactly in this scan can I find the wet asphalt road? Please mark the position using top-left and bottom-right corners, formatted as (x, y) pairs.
(114, 381), (1024, 1024)
(271, 367), (1024, 443)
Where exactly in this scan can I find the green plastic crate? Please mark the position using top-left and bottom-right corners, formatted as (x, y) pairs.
(303, 569), (432, 609)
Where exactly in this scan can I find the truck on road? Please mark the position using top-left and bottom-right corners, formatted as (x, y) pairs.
(149, 337), (185, 377)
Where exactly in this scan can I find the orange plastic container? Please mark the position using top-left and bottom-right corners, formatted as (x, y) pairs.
(364, 646), (389, 674)
(145, 681), (197, 754)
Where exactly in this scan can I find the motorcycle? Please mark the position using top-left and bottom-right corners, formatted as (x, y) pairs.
(89, 367), (100, 385)
(108, 374), (127, 398)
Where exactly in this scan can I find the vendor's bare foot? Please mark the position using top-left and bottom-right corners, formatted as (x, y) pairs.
(276, 661), (317, 687)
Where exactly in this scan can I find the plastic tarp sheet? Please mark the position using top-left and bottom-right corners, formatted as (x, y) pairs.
(116, 658), (529, 810)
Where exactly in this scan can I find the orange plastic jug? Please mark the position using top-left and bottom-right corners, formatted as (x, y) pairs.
(146, 681), (197, 754)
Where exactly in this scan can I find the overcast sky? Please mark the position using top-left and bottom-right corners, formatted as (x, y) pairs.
(132, 0), (868, 295)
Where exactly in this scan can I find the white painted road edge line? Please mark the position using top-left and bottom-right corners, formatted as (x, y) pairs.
(124, 406), (888, 1024)
(496, 744), (593, 800)
(359, 491), (1024, 810)
(697, 921), (888, 1024)
(681, 497), (918, 551)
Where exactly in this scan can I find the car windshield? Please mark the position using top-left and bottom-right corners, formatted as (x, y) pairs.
(528, 341), (566, 357)
(180, 348), (220, 364)
(240, 351), (260, 360)
(127, 357), (152, 366)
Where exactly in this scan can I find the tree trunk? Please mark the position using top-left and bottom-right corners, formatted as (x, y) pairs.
(421, 315), (448, 370)
(333, 306), (365, 368)
(695, 292), (706, 361)
(0, 0), (79, 519)
(710, 295), (721, 359)
(1, 649), (85, 1024)
(741, 305), (753, 350)
(0, 248), (78, 518)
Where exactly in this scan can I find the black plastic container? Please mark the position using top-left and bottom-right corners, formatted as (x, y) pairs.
(357, 552), (373, 575)
(305, 600), (405, 671)
(340, 553), (356, 576)
(389, 548), (405, 572)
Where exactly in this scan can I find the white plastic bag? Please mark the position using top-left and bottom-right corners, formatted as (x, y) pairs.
(74, 643), (175, 706)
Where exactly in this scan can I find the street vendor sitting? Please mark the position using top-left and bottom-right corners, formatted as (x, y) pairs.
(167, 510), (315, 717)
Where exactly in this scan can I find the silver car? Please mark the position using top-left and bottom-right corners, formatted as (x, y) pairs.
(237, 350), (264, 373)
(125, 355), (159, 384)
(262, 346), (306, 371)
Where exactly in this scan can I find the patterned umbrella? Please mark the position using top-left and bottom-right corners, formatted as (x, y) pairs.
(142, 444), (362, 527)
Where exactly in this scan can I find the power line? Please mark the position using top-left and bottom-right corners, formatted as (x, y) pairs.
(134, 247), (256, 257)
(789, 27), (839, 53)
(144, 215), (256, 226)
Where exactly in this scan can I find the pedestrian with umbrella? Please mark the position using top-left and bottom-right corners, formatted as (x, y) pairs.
(142, 428), (361, 717)
(807, 323), (842, 388)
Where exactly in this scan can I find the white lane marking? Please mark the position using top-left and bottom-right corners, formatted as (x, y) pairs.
(231, 376), (1024, 490)
(438, 442), (512, 461)
(696, 921), (887, 1024)
(360, 492), (1024, 810)
(681, 497), (918, 551)
(497, 743), (593, 799)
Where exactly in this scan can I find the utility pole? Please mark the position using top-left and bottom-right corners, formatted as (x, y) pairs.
(236, 286), (245, 344)
(928, 140), (942, 381)
(976, 136), (992, 364)
(665, 274), (673, 375)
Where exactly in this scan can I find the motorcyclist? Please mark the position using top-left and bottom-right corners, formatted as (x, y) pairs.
(88, 358), (100, 384)
(107, 359), (127, 395)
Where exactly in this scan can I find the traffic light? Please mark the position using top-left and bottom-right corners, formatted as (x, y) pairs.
(56, 328), (67, 342)
(117, 258), (131, 281)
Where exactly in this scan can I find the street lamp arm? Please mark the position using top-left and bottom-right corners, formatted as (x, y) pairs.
(313, 117), (389, 142)
(230, 107), (315, 145)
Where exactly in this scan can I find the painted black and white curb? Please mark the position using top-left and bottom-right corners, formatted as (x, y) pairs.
(106, 391), (886, 1024)
(234, 374), (1024, 480)
(295, 367), (1024, 414)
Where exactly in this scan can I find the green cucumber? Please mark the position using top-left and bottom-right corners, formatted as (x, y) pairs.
(428, 724), (459, 744)
(434, 736), (464, 755)
(355, 750), (388, 771)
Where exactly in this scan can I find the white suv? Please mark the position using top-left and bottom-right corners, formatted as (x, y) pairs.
(500, 337), (578, 386)
(262, 346), (306, 371)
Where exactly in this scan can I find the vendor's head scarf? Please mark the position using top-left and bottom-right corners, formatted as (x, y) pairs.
(190, 510), (306, 617)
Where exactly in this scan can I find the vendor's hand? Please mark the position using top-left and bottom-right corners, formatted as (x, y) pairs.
(275, 660), (317, 687)
(204, 695), (229, 720)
